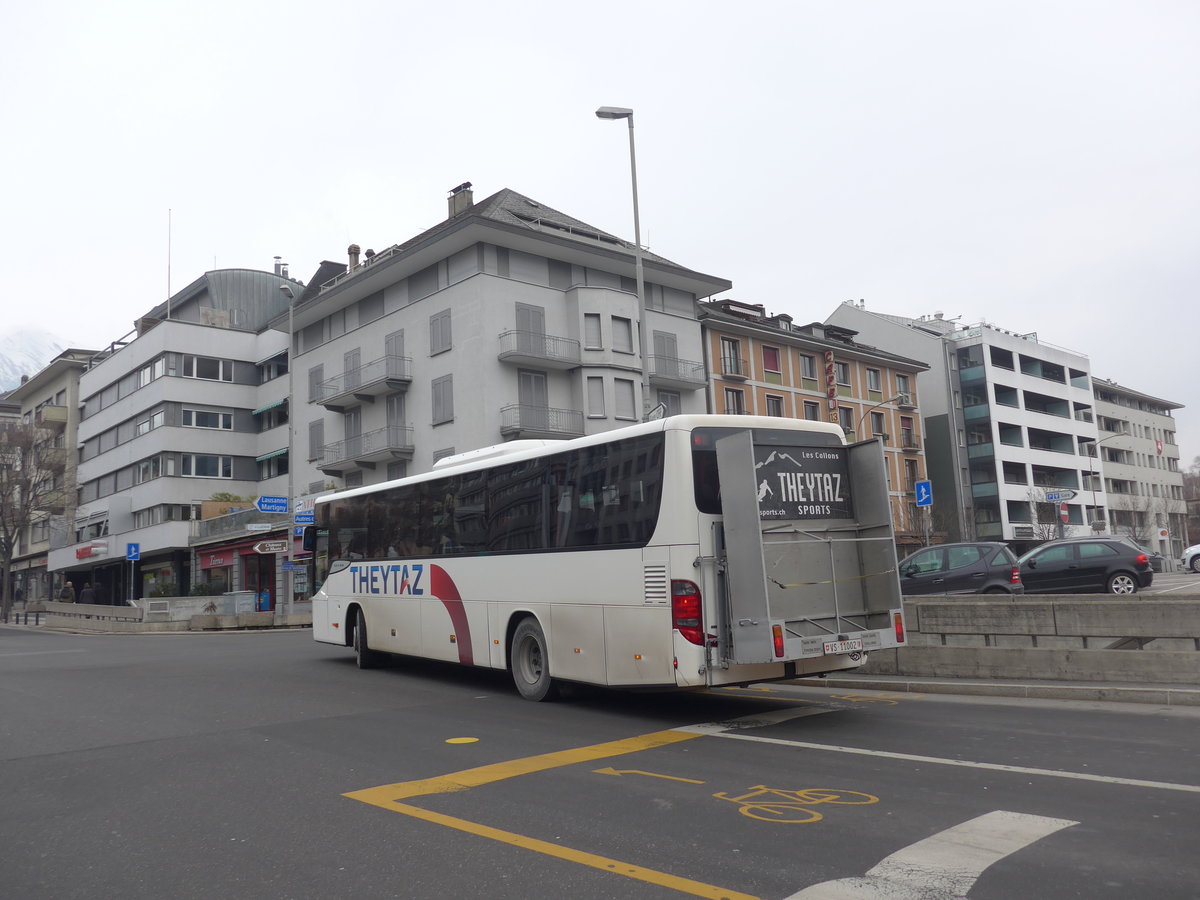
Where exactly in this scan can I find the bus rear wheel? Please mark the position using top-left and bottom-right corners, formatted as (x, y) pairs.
(511, 618), (557, 701)
(354, 608), (379, 669)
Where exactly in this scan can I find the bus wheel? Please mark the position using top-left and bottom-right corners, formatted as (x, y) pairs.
(511, 618), (557, 701)
(354, 608), (379, 669)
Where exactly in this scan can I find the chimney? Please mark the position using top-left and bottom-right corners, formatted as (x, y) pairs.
(348, 244), (361, 269)
(273, 255), (283, 276)
(447, 181), (474, 218)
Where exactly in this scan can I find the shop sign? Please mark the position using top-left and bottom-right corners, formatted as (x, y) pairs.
(200, 551), (234, 570)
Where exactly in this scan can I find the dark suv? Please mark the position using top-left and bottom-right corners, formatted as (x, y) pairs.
(897, 542), (1024, 595)
(1017, 537), (1154, 595)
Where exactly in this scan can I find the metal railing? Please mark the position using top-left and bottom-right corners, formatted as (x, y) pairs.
(315, 355), (411, 402)
(649, 355), (706, 383)
(499, 404), (584, 437)
(322, 425), (415, 467)
(497, 330), (581, 366)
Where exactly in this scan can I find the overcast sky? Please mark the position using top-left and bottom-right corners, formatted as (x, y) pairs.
(2, 1), (1196, 459)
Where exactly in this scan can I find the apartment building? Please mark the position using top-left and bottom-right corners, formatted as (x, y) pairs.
(699, 299), (931, 552)
(46, 268), (302, 606)
(827, 301), (1101, 550)
(1091, 379), (1186, 562)
(4, 349), (94, 603)
(285, 184), (730, 494)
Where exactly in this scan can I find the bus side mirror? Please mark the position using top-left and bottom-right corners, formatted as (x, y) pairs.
(302, 525), (316, 552)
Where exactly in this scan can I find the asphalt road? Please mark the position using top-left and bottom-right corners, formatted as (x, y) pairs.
(2, 627), (1197, 900)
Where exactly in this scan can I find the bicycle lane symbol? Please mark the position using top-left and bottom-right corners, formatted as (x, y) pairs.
(712, 785), (879, 824)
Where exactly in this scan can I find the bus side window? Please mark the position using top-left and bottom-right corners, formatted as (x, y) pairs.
(693, 449), (722, 514)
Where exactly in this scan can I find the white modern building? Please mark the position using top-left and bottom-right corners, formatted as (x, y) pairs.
(47, 268), (303, 606)
(285, 184), (731, 494)
(827, 302), (1102, 549)
(1091, 379), (1186, 563)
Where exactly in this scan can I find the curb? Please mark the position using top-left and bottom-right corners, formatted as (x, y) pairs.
(816, 675), (1200, 707)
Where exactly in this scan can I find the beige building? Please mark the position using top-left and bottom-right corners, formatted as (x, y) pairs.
(5, 349), (95, 603)
(698, 300), (931, 553)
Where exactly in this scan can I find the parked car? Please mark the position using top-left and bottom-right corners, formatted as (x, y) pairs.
(1017, 537), (1154, 594)
(1181, 543), (1200, 574)
(897, 542), (1023, 595)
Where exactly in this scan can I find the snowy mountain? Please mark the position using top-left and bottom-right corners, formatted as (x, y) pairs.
(0, 330), (67, 392)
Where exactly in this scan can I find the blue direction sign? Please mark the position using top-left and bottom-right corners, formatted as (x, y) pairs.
(126, 542), (140, 561)
(255, 495), (289, 514)
(915, 480), (933, 508)
(294, 512), (315, 525)
(1044, 491), (1062, 503)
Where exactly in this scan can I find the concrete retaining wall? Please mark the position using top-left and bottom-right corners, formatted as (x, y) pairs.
(861, 594), (1200, 683)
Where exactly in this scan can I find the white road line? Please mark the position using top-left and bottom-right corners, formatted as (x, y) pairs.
(676, 727), (1200, 794)
(785, 810), (1078, 899)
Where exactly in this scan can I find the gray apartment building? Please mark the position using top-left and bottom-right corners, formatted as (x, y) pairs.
(287, 184), (731, 495)
(46, 269), (302, 606)
(826, 301), (1104, 551)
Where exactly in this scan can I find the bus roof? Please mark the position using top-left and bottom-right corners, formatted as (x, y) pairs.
(314, 414), (846, 507)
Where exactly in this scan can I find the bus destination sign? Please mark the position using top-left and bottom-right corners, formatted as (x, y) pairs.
(753, 445), (853, 520)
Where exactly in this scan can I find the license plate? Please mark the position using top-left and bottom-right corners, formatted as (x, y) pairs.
(823, 639), (863, 654)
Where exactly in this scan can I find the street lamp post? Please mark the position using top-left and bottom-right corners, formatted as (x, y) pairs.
(280, 283), (297, 617)
(856, 395), (904, 441)
(595, 105), (651, 421)
(1087, 432), (1122, 532)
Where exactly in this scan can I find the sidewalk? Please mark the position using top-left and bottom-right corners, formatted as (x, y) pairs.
(818, 672), (1200, 707)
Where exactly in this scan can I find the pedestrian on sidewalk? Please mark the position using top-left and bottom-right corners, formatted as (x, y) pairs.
(59, 581), (76, 603)
(78, 582), (96, 604)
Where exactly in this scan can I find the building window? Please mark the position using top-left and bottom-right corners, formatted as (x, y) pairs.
(762, 346), (780, 374)
(870, 411), (886, 438)
(657, 390), (681, 417)
(307, 365), (324, 403)
(867, 368), (882, 392)
(613, 317), (634, 354)
(800, 354), (817, 379)
(803, 400), (820, 421)
(587, 377), (605, 417)
(765, 395), (784, 417)
(308, 420), (325, 461)
(614, 378), (636, 419)
(181, 454), (233, 478)
(386, 461), (408, 481)
(584, 313), (603, 349)
(134, 409), (164, 436)
(430, 309), (452, 354)
(432, 375), (454, 424)
(838, 406), (855, 435)
(896, 373), (911, 397)
(258, 454), (289, 480)
(181, 355), (233, 382)
(182, 409), (233, 430)
(720, 337), (743, 376)
(834, 361), (851, 386)
(724, 388), (746, 415)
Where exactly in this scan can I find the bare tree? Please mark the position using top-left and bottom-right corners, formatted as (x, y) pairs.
(1183, 456), (1200, 501)
(0, 421), (68, 620)
(1024, 489), (1077, 542)
(1107, 492), (1166, 546)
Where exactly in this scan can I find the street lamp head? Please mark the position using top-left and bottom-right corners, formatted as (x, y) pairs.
(279, 284), (295, 299)
(596, 106), (634, 120)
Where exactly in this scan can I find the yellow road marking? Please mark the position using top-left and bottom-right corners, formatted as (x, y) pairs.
(593, 766), (706, 784)
(344, 727), (761, 900)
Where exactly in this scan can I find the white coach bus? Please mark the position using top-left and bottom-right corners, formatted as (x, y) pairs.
(309, 414), (906, 700)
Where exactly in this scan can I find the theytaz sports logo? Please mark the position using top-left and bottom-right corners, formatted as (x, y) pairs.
(754, 448), (852, 520)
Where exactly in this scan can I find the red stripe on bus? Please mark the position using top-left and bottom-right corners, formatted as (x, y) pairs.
(429, 565), (474, 665)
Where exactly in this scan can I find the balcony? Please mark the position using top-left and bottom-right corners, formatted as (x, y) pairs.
(315, 355), (412, 412)
(499, 404), (584, 439)
(648, 355), (706, 390)
(497, 331), (581, 370)
(35, 405), (68, 431)
(319, 425), (415, 475)
(900, 433), (921, 452)
(720, 356), (749, 379)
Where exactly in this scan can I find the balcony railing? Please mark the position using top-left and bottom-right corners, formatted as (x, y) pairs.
(497, 330), (581, 370)
(191, 507), (290, 542)
(499, 404), (584, 439)
(35, 405), (68, 430)
(648, 355), (706, 390)
(320, 425), (415, 474)
(720, 356), (748, 379)
(315, 355), (412, 410)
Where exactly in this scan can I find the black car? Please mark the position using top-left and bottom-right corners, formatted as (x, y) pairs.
(1017, 537), (1154, 595)
(897, 542), (1024, 595)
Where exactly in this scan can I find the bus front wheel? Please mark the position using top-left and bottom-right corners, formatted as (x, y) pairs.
(511, 618), (558, 701)
(354, 608), (379, 669)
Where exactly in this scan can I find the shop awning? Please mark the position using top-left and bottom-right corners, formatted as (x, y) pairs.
(252, 398), (288, 415)
(255, 448), (289, 462)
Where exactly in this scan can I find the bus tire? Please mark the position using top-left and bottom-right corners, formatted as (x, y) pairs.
(510, 617), (557, 701)
(354, 608), (379, 669)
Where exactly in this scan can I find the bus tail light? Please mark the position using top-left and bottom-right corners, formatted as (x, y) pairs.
(671, 580), (704, 646)
(894, 611), (906, 644)
(771, 624), (785, 658)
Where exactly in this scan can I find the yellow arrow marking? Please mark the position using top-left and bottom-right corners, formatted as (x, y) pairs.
(593, 767), (706, 784)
